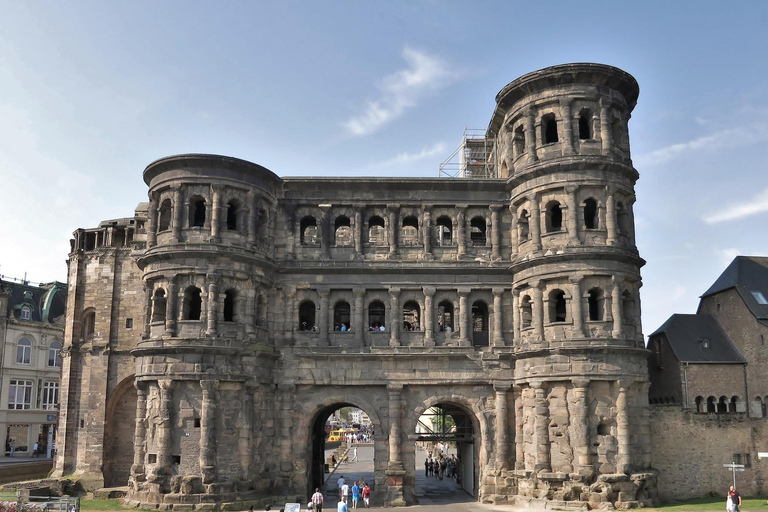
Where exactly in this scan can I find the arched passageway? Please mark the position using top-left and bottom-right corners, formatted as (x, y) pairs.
(103, 375), (137, 487)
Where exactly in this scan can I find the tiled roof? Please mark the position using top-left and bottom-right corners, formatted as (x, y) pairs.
(649, 313), (745, 363)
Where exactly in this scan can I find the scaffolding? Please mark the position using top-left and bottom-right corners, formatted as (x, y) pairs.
(438, 128), (496, 178)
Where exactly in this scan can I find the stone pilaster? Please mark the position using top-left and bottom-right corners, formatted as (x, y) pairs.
(570, 379), (592, 474)
(508, 204), (518, 260)
(164, 279), (177, 337)
(531, 281), (544, 341)
(492, 288), (505, 346)
(422, 205), (433, 259)
(171, 188), (183, 242)
(320, 205), (331, 258)
(210, 185), (222, 242)
(318, 287), (330, 346)
(528, 194), (541, 250)
(458, 288), (471, 346)
(565, 186), (579, 245)
(200, 379), (218, 484)
(599, 98), (614, 155)
(512, 288), (521, 344)
(354, 206), (363, 258)
(142, 283), (152, 339)
(157, 379), (176, 477)
(490, 206), (501, 260)
(147, 193), (158, 247)
(532, 381), (551, 473)
(131, 381), (147, 481)
(247, 191), (259, 246)
(611, 280), (623, 338)
(284, 286), (296, 345)
(494, 383), (511, 470)
(385, 383), (406, 506)
(354, 287), (365, 345)
(616, 381), (631, 474)
(514, 385), (525, 470)
(389, 287), (400, 347)
(456, 207), (467, 257)
(245, 287), (256, 336)
(560, 99), (575, 155)
(570, 276), (584, 338)
(423, 287), (435, 347)
(605, 188), (617, 246)
(525, 109), (538, 163)
(205, 276), (218, 337)
(387, 204), (399, 258)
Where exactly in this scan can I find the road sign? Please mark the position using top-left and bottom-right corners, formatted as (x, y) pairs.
(758, 452), (768, 458)
(723, 464), (745, 468)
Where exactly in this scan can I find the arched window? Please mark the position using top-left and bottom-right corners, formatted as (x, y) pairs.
(189, 196), (206, 228)
(158, 199), (172, 232)
(758, 396), (767, 418)
(299, 301), (316, 331)
(152, 289), (167, 323)
(513, 125), (525, 158)
(549, 289), (566, 323)
(436, 217), (452, 246)
(695, 396), (704, 413)
(542, 114), (558, 144)
(587, 288), (604, 321)
(83, 310), (95, 340)
(20, 306), (31, 320)
(470, 217), (487, 246)
(438, 301), (454, 331)
(579, 110), (592, 140)
(621, 290), (634, 324)
(546, 201), (563, 232)
(183, 286), (202, 321)
(729, 396), (739, 413)
(616, 202), (630, 236)
(403, 301), (420, 331)
(583, 198), (598, 230)
(300, 216), (318, 245)
(471, 301), (489, 346)
(16, 337), (31, 364)
(48, 341), (62, 367)
(612, 117), (623, 148)
(401, 216), (419, 245)
(717, 396), (728, 414)
(226, 201), (238, 231)
(223, 289), (237, 322)
(706, 396), (716, 413)
(334, 301), (351, 331)
(368, 301), (386, 330)
(334, 216), (352, 247)
(517, 210), (530, 242)
(368, 216), (385, 245)
(521, 296), (532, 328)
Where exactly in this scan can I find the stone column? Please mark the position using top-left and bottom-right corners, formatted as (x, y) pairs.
(245, 287), (256, 336)
(570, 276), (584, 338)
(205, 277), (218, 337)
(508, 204), (518, 260)
(611, 281), (623, 338)
(627, 197), (637, 247)
(532, 281), (544, 341)
(354, 207), (363, 258)
(387, 384), (403, 467)
(492, 288), (505, 346)
(354, 287), (365, 345)
(616, 381), (631, 474)
(389, 288), (400, 347)
(605, 189), (617, 246)
(512, 288), (520, 344)
(456, 207), (467, 257)
(638, 381), (652, 469)
(422, 206), (433, 259)
(525, 109), (538, 163)
(171, 188), (183, 242)
(142, 284), (152, 339)
(318, 288), (330, 346)
(147, 194), (158, 247)
(571, 379), (592, 474)
(532, 381), (551, 472)
(458, 288), (471, 346)
(131, 381), (147, 481)
(528, 194), (541, 250)
(320, 205), (331, 258)
(200, 379), (218, 484)
(494, 383), (511, 470)
(284, 286), (296, 345)
(164, 280), (177, 337)
(565, 186), (579, 245)
(560, 99), (575, 155)
(514, 386), (525, 470)
(210, 184), (222, 242)
(157, 379), (176, 475)
(423, 287), (435, 347)
(247, 192), (259, 246)
(490, 206), (501, 260)
(387, 204), (399, 258)
(599, 98), (614, 156)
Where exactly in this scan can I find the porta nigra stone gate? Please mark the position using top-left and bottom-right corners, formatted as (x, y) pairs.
(54, 63), (658, 509)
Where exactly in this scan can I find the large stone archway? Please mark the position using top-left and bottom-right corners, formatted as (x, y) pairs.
(103, 375), (137, 487)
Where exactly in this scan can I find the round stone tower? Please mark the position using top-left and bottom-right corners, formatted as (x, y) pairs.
(127, 155), (282, 506)
(488, 64), (657, 506)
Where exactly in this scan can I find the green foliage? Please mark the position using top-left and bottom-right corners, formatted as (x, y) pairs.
(650, 497), (768, 511)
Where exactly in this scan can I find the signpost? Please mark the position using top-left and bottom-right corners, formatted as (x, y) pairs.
(723, 463), (745, 488)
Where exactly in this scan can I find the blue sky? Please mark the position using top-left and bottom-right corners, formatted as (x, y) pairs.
(1, 1), (767, 338)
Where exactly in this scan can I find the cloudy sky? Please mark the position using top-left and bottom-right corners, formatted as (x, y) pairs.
(0, 1), (766, 338)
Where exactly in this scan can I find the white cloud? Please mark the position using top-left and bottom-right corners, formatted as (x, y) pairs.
(702, 186), (768, 224)
(637, 123), (768, 166)
(372, 142), (447, 169)
(343, 47), (457, 137)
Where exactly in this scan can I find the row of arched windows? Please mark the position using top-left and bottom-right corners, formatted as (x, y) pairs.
(516, 198), (631, 240)
(299, 215), (487, 247)
(518, 287), (635, 327)
(157, 197), (244, 232)
(694, 395), (741, 414)
(14, 337), (61, 367)
(150, 287), (265, 323)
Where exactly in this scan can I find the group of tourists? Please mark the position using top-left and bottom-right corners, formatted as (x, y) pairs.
(424, 453), (458, 480)
(327, 475), (370, 511)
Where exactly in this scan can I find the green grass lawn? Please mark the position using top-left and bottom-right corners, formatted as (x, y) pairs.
(650, 497), (768, 511)
(78, 499), (131, 511)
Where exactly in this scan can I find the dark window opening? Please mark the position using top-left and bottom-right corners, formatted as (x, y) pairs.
(543, 114), (558, 144)
(521, 296), (532, 328)
(436, 216), (452, 246)
(579, 111), (592, 140)
(152, 289), (166, 323)
(158, 199), (172, 231)
(403, 301), (420, 331)
(194, 418), (201, 428)
(299, 301), (316, 331)
(550, 290), (566, 323)
(587, 288), (604, 321)
(729, 396), (738, 413)
(470, 217), (487, 246)
(612, 117), (623, 148)
(707, 396), (716, 413)
(147, 453), (157, 464)
(184, 287), (202, 321)
(83, 311), (96, 340)
(621, 290), (634, 324)
(368, 216), (385, 245)
(584, 198), (598, 230)
(401, 216), (419, 245)
(334, 216), (352, 246)
(223, 289), (237, 322)
(125, 318), (133, 329)
(300, 216), (318, 245)
(334, 301), (351, 331)
(80, 419), (85, 429)
(518, 210), (530, 241)
(368, 301), (386, 330)
(546, 201), (563, 232)
(616, 202), (630, 237)
(438, 301), (454, 331)
(514, 125), (525, 157)
(172, 455), (181, 465)
(189, 197), (206, 227)
(471, 301), (489, 347)
(717, 396), (728, 414)
(695, 396), (704, 413)
(226, 202), (238, 230)
(597, 421), (612, 436)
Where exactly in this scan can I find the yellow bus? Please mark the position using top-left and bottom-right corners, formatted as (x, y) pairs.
(327, 428), (356, 442)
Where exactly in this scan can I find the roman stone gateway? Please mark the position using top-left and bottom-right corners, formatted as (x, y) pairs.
(53, 63), (657, 509)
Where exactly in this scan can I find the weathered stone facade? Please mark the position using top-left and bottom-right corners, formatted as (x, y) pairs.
(54, 63), (657, 509)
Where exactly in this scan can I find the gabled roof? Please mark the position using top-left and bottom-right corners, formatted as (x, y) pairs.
(700, 256), (768, 324)
(649, 314), (745, 363)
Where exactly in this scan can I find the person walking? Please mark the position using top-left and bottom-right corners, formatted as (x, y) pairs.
(727, 485), (742, 512)
(341, 481), (349, 503)
(336, 497), (348, 512)
(362, 483), (371, 509)
(311, 488), (324, 512)
(9, 440), (14, 457)
(351, 481), (359, 509)
(337, 475), (345, 496)
(32, 442), (39, 457)
(351, 447), (358, 462)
